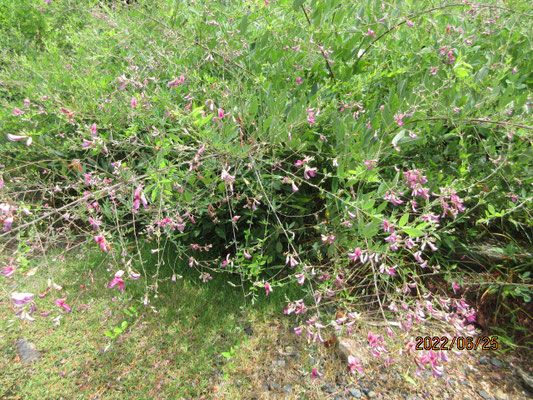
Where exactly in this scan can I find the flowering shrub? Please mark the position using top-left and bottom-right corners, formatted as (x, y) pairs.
(1, 0), (532, 379)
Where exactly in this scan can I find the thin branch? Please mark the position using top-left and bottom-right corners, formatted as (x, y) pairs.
(301, 6), (336, 82)
(355, 2), (532, 64)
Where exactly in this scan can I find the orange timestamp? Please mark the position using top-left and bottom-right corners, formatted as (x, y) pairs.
(415, 336), (499, 351)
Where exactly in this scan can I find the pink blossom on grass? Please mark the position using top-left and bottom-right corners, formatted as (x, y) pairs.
(56, 298), (71, 313)
(311, 367), (322, 380)
(11, 292), (34, 306)
(348, 355), (364, 374)
(1, 264), (15, 278)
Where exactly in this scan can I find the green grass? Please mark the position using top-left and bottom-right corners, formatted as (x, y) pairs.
(0, 247), (298, 399)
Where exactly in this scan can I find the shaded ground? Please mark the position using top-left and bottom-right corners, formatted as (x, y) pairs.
(1, 252), (532, 400)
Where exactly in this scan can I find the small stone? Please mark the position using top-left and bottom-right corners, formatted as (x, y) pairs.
(478, 389), (492, 399)
(349, 388), (362, 398)
(16, 339), (42, 364)
(494, 389), (507, 400)
(269, 382), (280, 390)
(378, 374), (387, 381)
(283, 385), (292, 393)
(273, 359), (286, 367)
(322, 384), (335, 394)
(479, 356), (489, 365)
(490, 358), (503, 368)
(336, 337), (362, 363)
(516, 367), (533, 392)
(367, 391), (377, 398)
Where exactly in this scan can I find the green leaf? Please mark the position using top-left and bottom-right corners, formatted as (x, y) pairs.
(215, 227), (226, 240)
(402, 227), (424, 237)
(292, 0), (305, 11)
(104, 331), (114, 338)
(402, 373), (416, 385)
(398, 213), (409, 227)
(221, 352), (232, 359)
(121, 321), (128, 330)
(362, 199), (375, 210)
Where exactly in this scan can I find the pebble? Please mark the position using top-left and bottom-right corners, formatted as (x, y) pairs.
(478, 389), (492, 399)
(16, 339), (42, 364)
(490, 358), (503, 368)
(349, 388), (362, 398)
(269, 382), (280, 390)
(283, 385), (292, 393)
(273, 359), (286, 368)
(367, 391), (377, 398)
(479, 356), (489, 365)
(494, 389), (507, 400)
(322, 384), (335, 394)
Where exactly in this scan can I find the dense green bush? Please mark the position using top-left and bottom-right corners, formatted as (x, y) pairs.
(1, 0), (532, 374)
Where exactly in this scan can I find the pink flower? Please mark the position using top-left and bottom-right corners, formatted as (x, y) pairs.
(295, 274), (305, 285)
(348, 247), (361, 260)
(383, 191), (403, 205)
(94, 235), (108, 252)
(7, 134), (28, 141)
(451, 282), (461, 293)
(348, 355), (364, 374)
(264, 282), (272, 295)
(306, 108), (317, 125)
(221, 253), (231, 267)
(130, 271), (140, 280)
(13, 108), (24, 116)
(303, 166), (316, 180)
(168, 75), (185, 87)
(56, 298), (71, 313)
(393, 113), (404, 127)
(364, 28), (376, 37)
(89, 217), (102, 231)
(286, 255), (299, 267)
(311, 367), (322, 380)
(131, 97), (137, 108)
(11, 292), (34, 306)
(363, 159), (377, 170)
(296, 77), (303, 85)
(218, 108), (225, 119)
(243, 250), (252, 259)
(321, 234), (335, 245)
(1, 264), (15, 278)
(108, 270), (125, 292)
(291, 182), (299, 192)
(430, 67), (438, 75)
(90, 123), (97, 136)
(3, 216), (14, 232)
